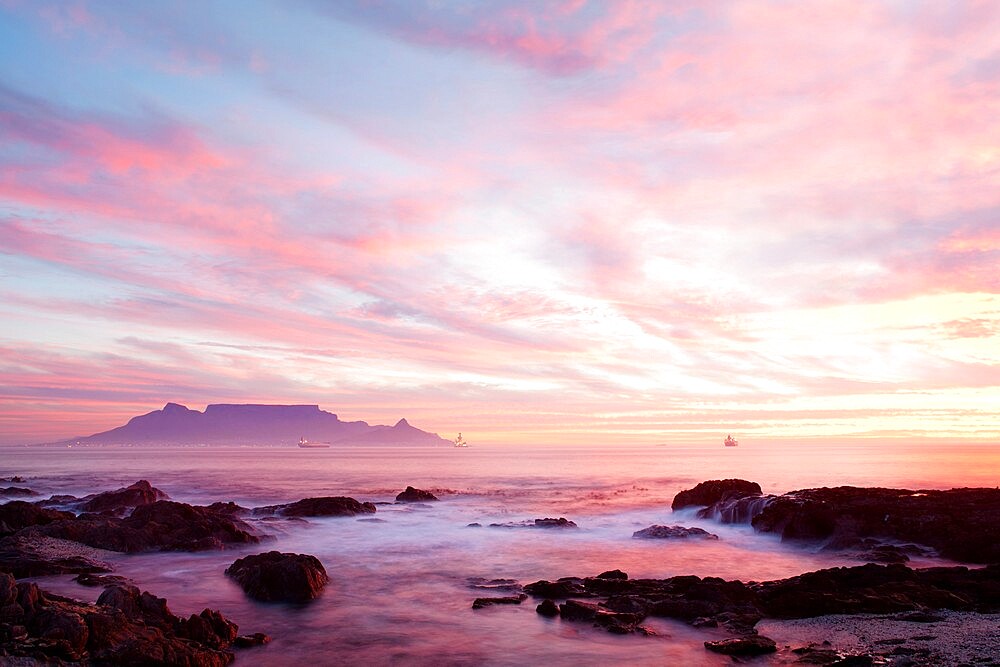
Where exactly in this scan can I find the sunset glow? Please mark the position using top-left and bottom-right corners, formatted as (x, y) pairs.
(1, 1), (998, 444)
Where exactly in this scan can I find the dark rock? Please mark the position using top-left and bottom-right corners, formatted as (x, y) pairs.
(749, 486), (1000, 563)
(860, 544), (910, 564)
(205, 501), (248, 516)
(34, 500), (260, 553)
(488, 517), (579, 529)
(466, 522), (482, 527)
(467, 577), (522, 592)
(536, 599), (559, 617)
(73, 573), (132, 588)
(672, 479), (762, 510)
(0, 487), (37, 497)
(78, 480), (168, 513)
(524, 578), (590, 598)
(225, 551), (329, 602)
(395, 486), (438, 502)
(704, 634), (777, 655)
(234, 632), (271, 648)
(471, 594), (528, 609)
(559, 599), (600, 621)
(0, 572), (243, 666)
(254, 496), (376, 517)
(632, 525), (719, 540)
(0, 501), (74, 537)
(596, 569), (628, 580)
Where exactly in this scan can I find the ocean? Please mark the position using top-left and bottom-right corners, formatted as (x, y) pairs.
(3, 441), (997, 665)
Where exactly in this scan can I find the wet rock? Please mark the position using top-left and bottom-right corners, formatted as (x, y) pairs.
(0, 501), (74, 537)
(536, 599), (559, 617)
(234, 632), (271, 648)
(559, 600), (600, 621)
(395, 486), (439, 502)
(73, 573), (132, 588)
(860, 544), (910, 564)
(225, 551), (329, 602)
(632, 525), (719, 540)
(671, 479), (762, 510)
(596, 569), (628, 580)
(205, 501), (249, 516)
(466, 522), (482, 527)
(0, 572), (243, 666)
(34, 500), (260, 553)
(488, 517), (578, 529)
(750, 486), (1000, 563)
(523, 578), (590, 598)
(467, 577), (522, 592)
(253, 496), (376, 517)
(704, 634), (777, 655)
(471, 594), (528, 609)
(0, 534), (113, 577)
(0, 487), (37, 497)
(78, 480), (168, 513)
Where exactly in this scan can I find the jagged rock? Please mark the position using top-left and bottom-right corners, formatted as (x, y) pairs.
(750, 486), (1000, 563)
(0, 501), (73, 537)
(471, 594), (527, 609)
(559, 600), (600, 621)
(632, 525), (719, 540)
(395, 486), (438, 502)
(205, 502), (248, 516)
(253, 496), (376, 517)
(672, 479), (762, 510)
(78, 480), (168, 513)
(225, 551), (329, 602)
(523, 578), (590, 598)
(0, 572), (246, 666)
(705, 635), (777, 655)
(33, 500), (260, 553)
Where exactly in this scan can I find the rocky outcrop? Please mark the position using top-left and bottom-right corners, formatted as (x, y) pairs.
(471, 594), (527, 609)
(517, 563), (1000, 640)
(78, 480), (168, 513)
(0, 501), (73, 537)
(0, 533), (113, 577)
(0, 487), (36, 497)
(395, 486), (438, 502)
(704, 635), (777, 655)
(253, 496), (376, 517)
(632, 525), (719, 540)
(33, 500), (260, 553)
(671, 479), (762, 510)
(225, 551), (329, 602)
(749, 486), (1000, 563)
(0, 572), (250, 665)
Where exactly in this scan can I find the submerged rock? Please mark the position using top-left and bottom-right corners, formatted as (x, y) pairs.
(671, 479), (762, 510)
(253, 496), (376, 517)
(0, 487), (37, 497)
(471, 594), (528, 609)
(489, 517), (578, 529)
(225, 551), (329, 602)
(704, 635), (777, 655)
(632, 525), (719, 540)
(395, 486), (439, 502)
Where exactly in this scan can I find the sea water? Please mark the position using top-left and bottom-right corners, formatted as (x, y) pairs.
(2, 441), (997, 665)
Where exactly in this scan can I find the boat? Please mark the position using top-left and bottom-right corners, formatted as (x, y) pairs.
(724, 434), (738, 447)
(298, 437), (331, 449)
(453, 433), (469, 448)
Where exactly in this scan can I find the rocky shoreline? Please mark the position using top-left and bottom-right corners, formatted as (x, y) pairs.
(2, 478), (998, 664)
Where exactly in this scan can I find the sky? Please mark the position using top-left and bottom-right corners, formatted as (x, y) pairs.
(1, 1), (998, 445)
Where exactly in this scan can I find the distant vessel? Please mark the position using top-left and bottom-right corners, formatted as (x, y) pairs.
(298, 437), (331, 449)
(453, 433), (469, 448)
(724, 435), (739, 447)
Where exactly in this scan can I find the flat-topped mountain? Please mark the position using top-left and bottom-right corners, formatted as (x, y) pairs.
(69, 403), (450, 446)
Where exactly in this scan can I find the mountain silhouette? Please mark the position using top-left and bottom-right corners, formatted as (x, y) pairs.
(71, 403), (449, 446)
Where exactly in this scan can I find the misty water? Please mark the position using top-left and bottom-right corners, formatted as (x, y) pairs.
(3, 441), (997, 665)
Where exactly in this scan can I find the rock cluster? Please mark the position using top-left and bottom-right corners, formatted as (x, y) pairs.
(0, 571), (264, 665)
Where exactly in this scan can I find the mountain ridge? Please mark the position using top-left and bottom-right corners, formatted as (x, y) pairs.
(60, 403), (450, 446)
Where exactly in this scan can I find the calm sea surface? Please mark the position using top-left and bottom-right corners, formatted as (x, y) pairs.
(2, 441), (997, 665)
